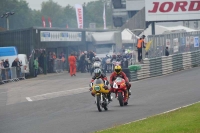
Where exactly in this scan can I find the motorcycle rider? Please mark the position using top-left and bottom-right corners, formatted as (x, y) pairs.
(116, 53), (122, 62)
(110, 54), (117, 62)
(89, 68), (112, 102)
(93, 56), (101, 62)
(110, 65), (131, 95)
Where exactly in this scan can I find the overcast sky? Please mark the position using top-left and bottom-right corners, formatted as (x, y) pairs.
(25, 0), (96, 10)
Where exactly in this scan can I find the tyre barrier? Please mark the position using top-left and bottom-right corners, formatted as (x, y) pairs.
(128, 51), (200, 82)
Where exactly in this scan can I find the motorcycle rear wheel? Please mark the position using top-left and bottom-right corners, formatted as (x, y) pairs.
(103, 104), (108, 111)
(118, 92), (124, 106)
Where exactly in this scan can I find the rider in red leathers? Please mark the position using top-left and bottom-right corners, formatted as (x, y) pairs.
(110, 65), (131, 95)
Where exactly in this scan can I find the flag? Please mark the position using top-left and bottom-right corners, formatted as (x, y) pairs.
(145, 40), (153, 51)
(75, 4), (83, 29)
(42, 16), (46, 27)
(103, 3), (106, 30)
(48, 17), (52, 28)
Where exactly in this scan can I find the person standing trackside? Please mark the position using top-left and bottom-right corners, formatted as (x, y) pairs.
(165, 47), (169, 56)
(68, 53), (76, 77)
(137, 35), (146, 63)
(34, 57), (39, 77)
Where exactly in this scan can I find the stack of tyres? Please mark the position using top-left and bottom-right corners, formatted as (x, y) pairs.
(128, 65), (141, 71)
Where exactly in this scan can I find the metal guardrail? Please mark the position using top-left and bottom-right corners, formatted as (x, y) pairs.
(53, 59), (64, 73)
(0, 67), (25, 84)
(129, 50), (200, 81)
(147, 31), (200, 58)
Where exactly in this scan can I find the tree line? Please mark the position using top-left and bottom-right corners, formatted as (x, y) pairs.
(0, 0), (112, 30)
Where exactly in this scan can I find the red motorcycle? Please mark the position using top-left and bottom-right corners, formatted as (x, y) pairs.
(112, 77), (129, 106)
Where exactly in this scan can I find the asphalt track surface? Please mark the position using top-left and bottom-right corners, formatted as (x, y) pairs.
(0, 68), (200, 133)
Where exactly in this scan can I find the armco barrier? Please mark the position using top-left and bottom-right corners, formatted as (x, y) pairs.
(129, 50), (200, 82)
(0, 67), (26, 84)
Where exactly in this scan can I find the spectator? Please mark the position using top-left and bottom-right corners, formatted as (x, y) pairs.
(39, 52), (44, 70)
(59, 53), (62, 59)
(89, 51), (95, 63)
(165, 47), (169, 56)
(61, 54), (66, 70)
(48, 52), (53, 73)
(52, 52), (56, 59)
(12, 58), (19, 67)
(34, 57), (39, 77)
(1, 59), (5, 68)
(3, 59), (9, 68)
(0, 61), (4, 69)
(137, 35), (146, 63)
(12, 58), (21, 77)
(79, 51), (87, 73)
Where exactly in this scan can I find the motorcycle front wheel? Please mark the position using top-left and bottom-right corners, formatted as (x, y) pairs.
(96, 95), (103, 112)
(118, 92), (124, 106)
(103, 95), (108, 111)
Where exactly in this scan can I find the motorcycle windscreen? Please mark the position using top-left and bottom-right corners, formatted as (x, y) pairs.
(93, 62), (101, 67)
(93, 79), (104, 85)
(115, 77), (123, 82)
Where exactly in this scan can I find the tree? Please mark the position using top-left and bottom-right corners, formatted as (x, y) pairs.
(0, 0), (113, 30)
(0, 0), (34, 30)
(63, 5), (77, 28)
(84, 0), (112, 28)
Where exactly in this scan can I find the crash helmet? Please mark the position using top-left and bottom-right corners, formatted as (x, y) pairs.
(94, 68), (102, 78)
(114, 65), (122, 74)
(112, 54), (116, 58)
(142, 35), (146, 39)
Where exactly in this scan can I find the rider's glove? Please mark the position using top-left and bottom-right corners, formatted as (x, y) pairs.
(89, 88), (93, 91)
(110, 84), (113, 88)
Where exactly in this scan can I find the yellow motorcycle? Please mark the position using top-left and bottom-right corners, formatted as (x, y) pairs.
(90, 79), (110, 112)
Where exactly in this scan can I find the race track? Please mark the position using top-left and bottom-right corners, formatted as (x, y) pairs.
(0, 68), (200, 133)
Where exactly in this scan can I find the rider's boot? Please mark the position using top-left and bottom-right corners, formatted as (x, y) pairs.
(107, 92), (112, 102)
(128, 89), (131, 96)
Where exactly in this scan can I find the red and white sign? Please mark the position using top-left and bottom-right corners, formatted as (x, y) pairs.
(75, 4), (83, 29)
(145, 0), (200, 21)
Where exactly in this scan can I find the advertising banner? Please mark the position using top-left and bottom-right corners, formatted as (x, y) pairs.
(173, 38), (179, 52)
(40, 31), (82, 42)
(190, 36), (194, 45)
(75, 4), (83, 29)
(180, 37), (186, 46)
(186, 36), (190, 46)
(145, 0), (200, 21)
(194, 37), (199, 47)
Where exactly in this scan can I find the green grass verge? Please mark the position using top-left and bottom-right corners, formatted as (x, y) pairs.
(95, 102), (200, 133)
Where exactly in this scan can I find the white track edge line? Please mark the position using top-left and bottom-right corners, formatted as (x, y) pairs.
(26, 97), (33, 102)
